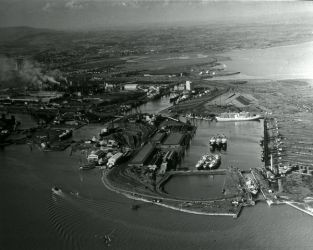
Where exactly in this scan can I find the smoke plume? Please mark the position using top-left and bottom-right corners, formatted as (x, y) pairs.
(0, 56), (63, 89)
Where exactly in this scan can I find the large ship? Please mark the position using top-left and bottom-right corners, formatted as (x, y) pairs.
(195, 154), (221, 170)
(209, 136), (216, 151)
(209, 134), (227, 151)
(215, 112), (262, 122)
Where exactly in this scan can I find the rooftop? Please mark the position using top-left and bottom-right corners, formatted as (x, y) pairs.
(130, 143), (155, 165)
(162, 132), (185, 145)
(151, 132), (166, 143)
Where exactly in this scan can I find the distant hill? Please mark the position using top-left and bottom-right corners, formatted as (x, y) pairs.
(0, 26), (80, 56)
(0, 26), (59, 42)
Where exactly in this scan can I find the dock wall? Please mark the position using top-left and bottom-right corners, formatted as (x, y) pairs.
(101, 169), (240, 218)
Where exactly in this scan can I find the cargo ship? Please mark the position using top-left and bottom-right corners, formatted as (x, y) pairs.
(216, 136), (222, 147)
(209, 136), (216, 150)
(221, 135), (227, 146)
(209, 135), (227, 151)
(215, 112), (262, 122)
(195, 154), (221, 170)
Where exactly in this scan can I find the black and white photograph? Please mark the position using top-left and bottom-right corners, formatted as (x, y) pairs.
(1, 0), (313, 249)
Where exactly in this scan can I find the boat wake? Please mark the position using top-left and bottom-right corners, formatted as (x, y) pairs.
(48, 189), (118, 249)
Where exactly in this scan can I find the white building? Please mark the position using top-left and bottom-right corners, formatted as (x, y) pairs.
(107, 152), (123, 168)
(185, 81), (193, 91)
(87, 150), (106, 162)
(174, 84), (185, 91)
(124, 84), (138, 91)
(104, 83), (116, 91)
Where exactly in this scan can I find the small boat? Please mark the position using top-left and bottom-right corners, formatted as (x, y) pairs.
(79, 162), (96, 170)
(52, 186), (62, 195)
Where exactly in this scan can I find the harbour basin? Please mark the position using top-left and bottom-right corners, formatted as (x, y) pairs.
(180, 118), (264, 171)
(163, 174), (226, 200)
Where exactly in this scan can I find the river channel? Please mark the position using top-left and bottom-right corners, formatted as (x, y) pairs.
(1, 95), (313, 250)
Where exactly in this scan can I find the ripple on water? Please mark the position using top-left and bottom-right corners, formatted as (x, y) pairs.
(47, 191), (114, 249)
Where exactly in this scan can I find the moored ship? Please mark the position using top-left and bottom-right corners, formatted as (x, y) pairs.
(209, 136), (216, 150)
(195, 154), (221, 170)
(220, 134), (227, 150)
(209, 134), (227, 151)
(216, 136), (222, 147)
(79, 161), (96, 170)
(215, 112), (262, 122)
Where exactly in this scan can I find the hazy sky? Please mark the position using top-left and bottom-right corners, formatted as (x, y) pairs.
(1, 0), (313, 30)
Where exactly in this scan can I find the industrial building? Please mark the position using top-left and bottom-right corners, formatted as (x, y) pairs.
(87, 150), (106, 162)
(173, 83), (185, 91)
(128, 143), (155, 167)
(124, 84), (138, 91)
(185, 81), (193, 91)
(151, 132), (166, 145)
(161, 132), (186, 149)
(159, 119), (194, 133)
(162, 150), (178, 169)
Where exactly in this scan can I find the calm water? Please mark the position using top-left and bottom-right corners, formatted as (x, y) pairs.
(165, 117), (263, 201)
(181, 118), (263, 171)
(2, 96), (313, 250)
(131, 95), (173, 114)
(220, 41), (313, 80)
(164, 175), (226, 200)
(11, 113), (37, 129)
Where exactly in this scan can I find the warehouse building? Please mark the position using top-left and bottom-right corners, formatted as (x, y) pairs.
(124, 83), (138, 91)
(151, 132), (167, 145)
(161, 132), (186, 149)
(128, 143), (155, 167)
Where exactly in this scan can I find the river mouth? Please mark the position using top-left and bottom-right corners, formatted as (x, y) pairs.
(219, 41), (313, 80)
(163, 174), (226, 200)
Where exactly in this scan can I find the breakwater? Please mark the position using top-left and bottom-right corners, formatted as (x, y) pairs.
(101, 169), (241, 218)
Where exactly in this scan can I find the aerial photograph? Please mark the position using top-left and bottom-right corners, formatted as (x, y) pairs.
(1, 0), (313, 249)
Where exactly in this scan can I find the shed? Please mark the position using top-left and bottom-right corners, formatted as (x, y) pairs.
(151, 132), (166, 144)
(129, 143), (155, 167)
(124, 84), (138, 91)
(162, 132), (185, 146)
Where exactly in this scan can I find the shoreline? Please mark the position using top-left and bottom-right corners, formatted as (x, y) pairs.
(221, 39), (313, 55)
(285, 201), (313, 217)
(217, 39), (313, 81)
(101, 169), (241, 218)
